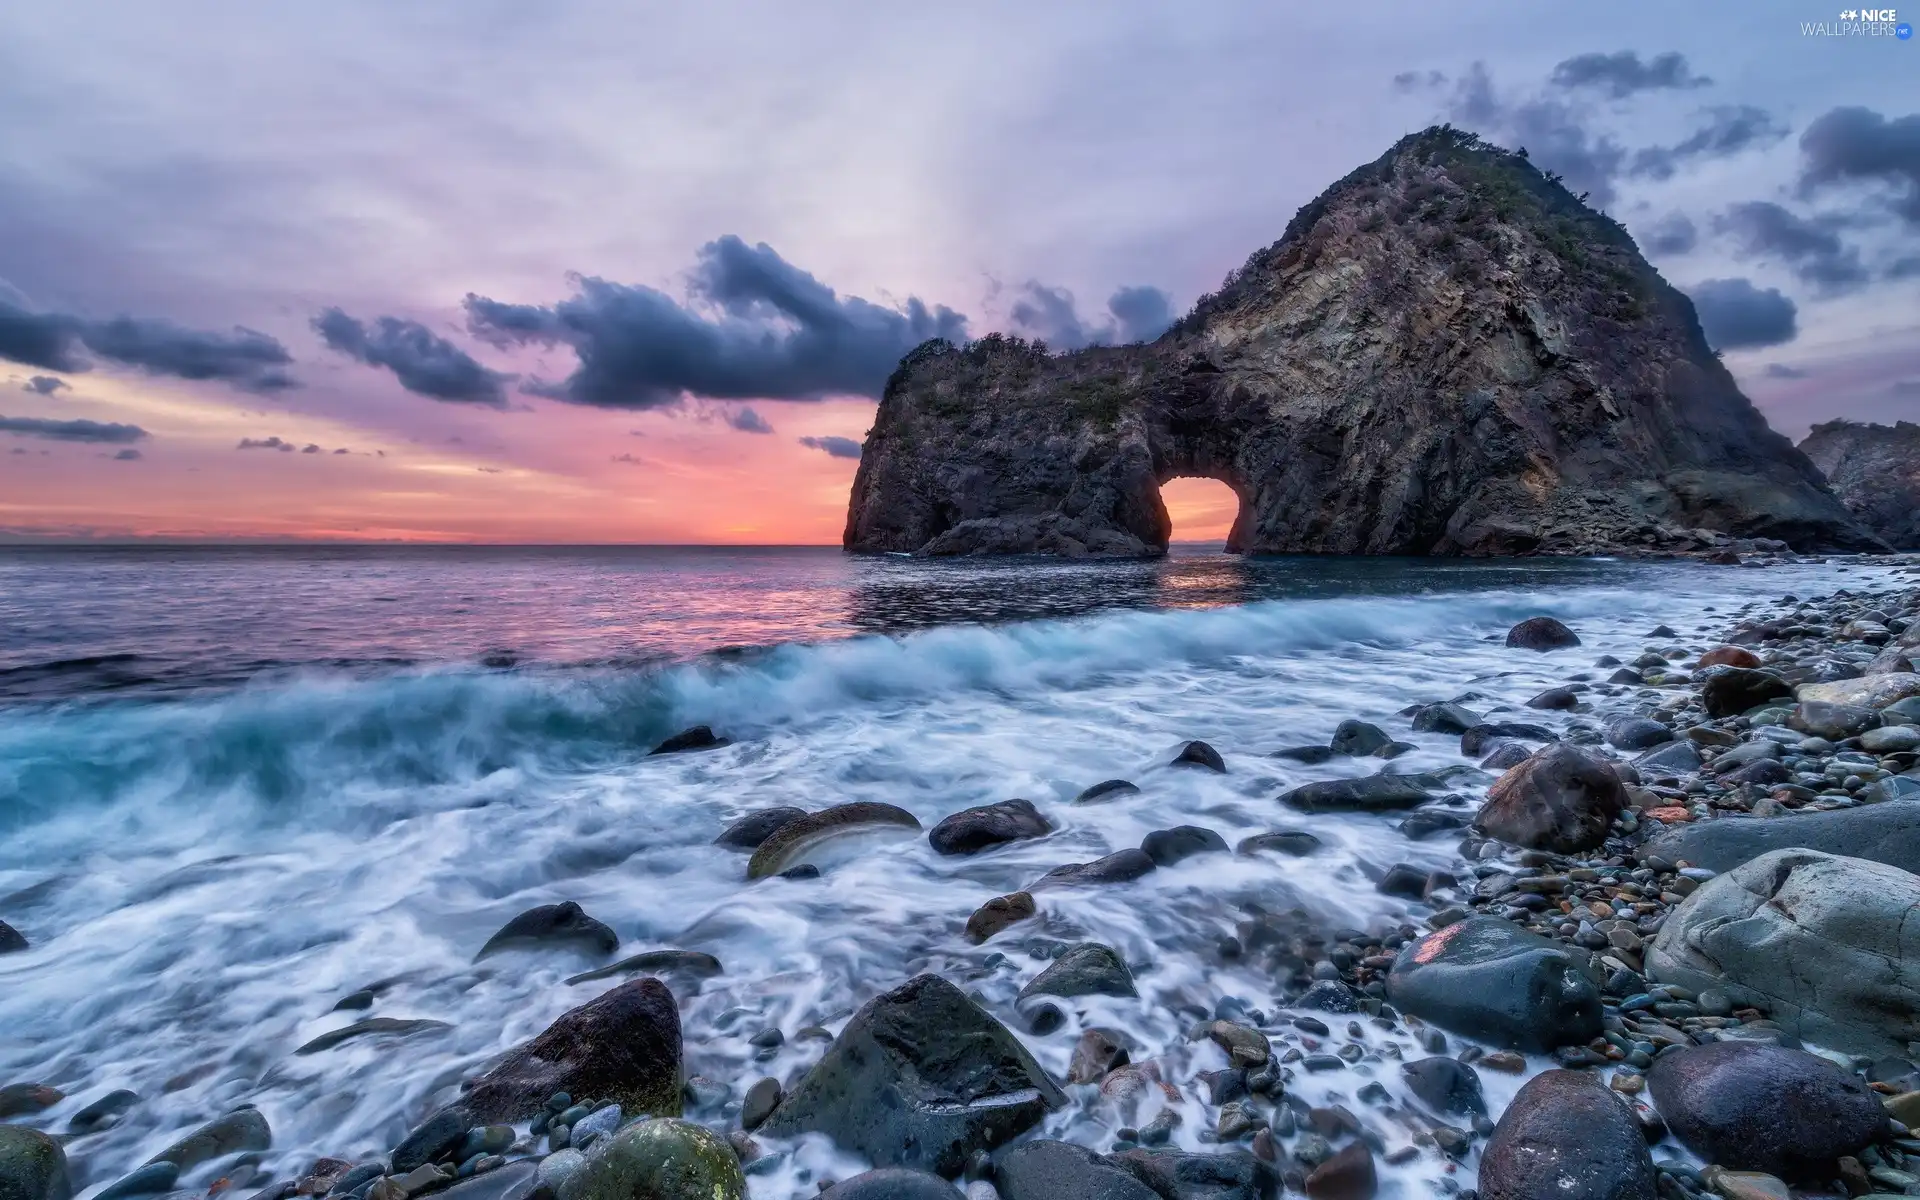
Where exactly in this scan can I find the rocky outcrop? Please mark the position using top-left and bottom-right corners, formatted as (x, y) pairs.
(1800, 419), (1920, 548)
(844, 127), (1874, 558)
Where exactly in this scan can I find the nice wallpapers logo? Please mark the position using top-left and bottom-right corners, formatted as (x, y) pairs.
(1803, 7), (1914, 35)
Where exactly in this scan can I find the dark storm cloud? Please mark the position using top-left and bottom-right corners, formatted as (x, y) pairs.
(0, 414), (149, 443)
(798, 435), (860, 459)
(1687, 278), (1799, 350)
(0, 298), (296, 392)
(22, 375), (67, 395)
(1008, 282), (1175, 349)
(112, 448), (141, 461)
(1889, 256), (1920, 280)
(237, 435), (295, 451)
(1629, 106), (1788, 181)
(1713, 201), (1869, 293)
(724, 405), (774, 434)
(1639, 213), (1698, 256)
(1797, 106), (1920, 227)
(313, 308), (513, 406)
(1549, 51), (1710, 98)
(1764, 363), (1808, 379)
(1892, 380), (1920, 396)
(464, 236), (969, 409)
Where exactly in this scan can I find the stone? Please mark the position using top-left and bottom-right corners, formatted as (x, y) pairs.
(1279, 775), (1431, 813)
(461, 977), (682, 1124)
(67, 1088), (138, 1135)
(0, 921), (26, 954)
(1479, 743), (1532, 770)
(1410, 702), (1483, 735)
(1074, 780), (1141, 804)
(297, 1018), (452, 1055)
(1861, 725), (1920, 753)
(1203, 1021), (1270, 1069)
(761, 974), (1065, 1175)
(392, 1108), (469, 1173)
(1800, 420), (1920, 548)
(1698, 646), (1763, 670)
(1507, 617), (1580, 650)
(1702, 1171), (1790, 1200)
(1605, 718), (1673, 751)
(1330, 720), (1393, 756)
(1798, 672), (1920, 709)
(1786, 701), (1882, 742)
(1303, 1143), (1374, 1200)
(1235, 830), (1321, 856)
(1172, 741), (1226, 772)
(1140, 826), (1228, 866)
(1399, 1057), (1485, 1117)
(93, 1165), (177, 1200)
(740, 1078), (779, 1131)
(145, 1106), (272, 1171)
(1019, 943), (1136, 1001)
(929, 799), (1054, 856)
(1635, 740), (1703, 777)
(819, 1171), (964, 1200)
(1272, 746), (1337, 764)
(548, 1119), (743, 1200)
(713, 808), (806, 849)
(1475, 742), (1627, 853)
(966, 892), (1037, 944)
(1478, 1070), (1655, 1200)
(1107, 1148), (1268, 1200)
(1032, 849), (1157, 888)
(435, 1163), (536, 1200)
(1646, 849), (1920, 1058)
(648, 725), (728, 755)
(1462, 722), (1553, 756)
(1528, 686), (1580, 710)
(1296, 980), (1359, 1012)
(747, 802), (922, 879)
(476, 901), (618, 961)
(994, 1141), (1157, 1200)
(0, 1084), (60, 1119)
(1647, 1042), (1887, 1179)
(1067, 1029), (1131, 1083)
(0, 1127), (70, 1200)
(564, 950), (723, 988)
(1385, 917), (1602, 1051)
(1701, 668), (1795, 718)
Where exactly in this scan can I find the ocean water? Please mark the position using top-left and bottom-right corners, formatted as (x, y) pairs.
(0, 545), (1902, 1197)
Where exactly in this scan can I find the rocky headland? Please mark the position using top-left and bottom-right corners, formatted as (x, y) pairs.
(844, 127), (1876, 559)
(1801, 420), (1920, 551)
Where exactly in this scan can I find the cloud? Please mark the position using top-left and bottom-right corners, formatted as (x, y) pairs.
(0, 414), (149, 443)
(1889, 256), (1920, 279)
(724, 405), (774, 434)
(798, 435), (861, 459)
(1763, 363), (1808, 379)
(0, 298), (296, 392)
(1894, 380), (1920, 396)
(464, 235), (969, 408)
(1548, 50), (1710, 98)
(1639, 213), (1698, 256)
(1713, 201), (1869, 293)
(1687, 278), (1799, 350)
(313, 308), (512, 405)
(237, 435), (295, 451)
(112, 448), (141, 461)
(1443, 62), (1628, 207)
(21, 375), (67, 395)
(332, 447), (350, 454)
(610, 452), (644, 465)
(1392, 69), (1447, 93)
(1797, 106), (1920, 227)
(1008, 282), (1176, 350)
(1629, 106), (1788, 181)
(301, 443), (321, 453)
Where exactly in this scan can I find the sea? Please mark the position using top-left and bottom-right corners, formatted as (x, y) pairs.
(0, 544), (1904, 1197)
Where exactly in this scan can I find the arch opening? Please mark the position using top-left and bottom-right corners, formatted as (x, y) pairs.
(1157, 475), (1248, 551)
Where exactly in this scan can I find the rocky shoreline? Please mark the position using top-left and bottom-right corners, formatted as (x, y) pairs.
(7, 559), (1920, 1200)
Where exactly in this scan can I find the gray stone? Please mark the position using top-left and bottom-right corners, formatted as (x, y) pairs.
(1647, 849), (1920, 1058)
(1107, 1148), (1268, 1200)
(1399, 1057), (1486, 1117)
(549, 1119), (743, 1200)
(1019, 943), (1137, 1001)
(1279, 775), (1431, 813)
(146, 1106), (272, 1171)
(820, 1171), (964, 1200)
(564, 950), (722, 988)
(1410, 703), (1483, 735)
(0, 921), (24, 954)
(1861, 725), (1920, 753)
(1606, 718), (1673, 751)
(1032, 849), (1157, 888)
(1385, 917), (1602, 1052)
(1475, 742), (1627, 853)
(0, 1128), (70, 1200)
(1648, 1041), (1887, 1178)
(436, 1162), (536, 1200)
(1172, 741), (1226, 772)
(392, 1108), (468, 1174)
(994, 1141), (1157, 1200)
(297, 1018), (453, 1056)
(1234, 830), (1321, 857)
(1635, 740), (1703, 776)
(739, 1079), (779, 1132)
(1478, 1070), (1654, 1200)
(966, 892), (1038, 944)
(929, 799), (1053, 856)
(1787, 701), (1882, 742)
(1799, 672), (1920, 709)
(1074, 780), (1140, 804)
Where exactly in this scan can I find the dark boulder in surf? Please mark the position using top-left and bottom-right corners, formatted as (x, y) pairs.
(476, 901), (618, 961)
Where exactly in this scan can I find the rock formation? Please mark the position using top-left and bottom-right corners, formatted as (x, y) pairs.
(844, 127), (1876, 557)
(1800, 419), (1920, 549)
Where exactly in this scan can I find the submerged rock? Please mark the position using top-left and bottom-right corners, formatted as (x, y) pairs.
(1140, 826), (1228, 866)
(746, 802), (922, 879)
(462, 977), (682, 1124)
(1235, 830), (1322, 857)
(713, 808), (806, 849)
(1474, 742), (1625, 853)
(549, 1119), (743, 1200)
(1018, 943), (1137, 1001)
(475, 901), (618, 961)
(1032, 849), (1157, 888)
(966, 892), (1037, 944)
(564, 950), (723, 988)
(1172, 741), (1227, 772)
(1400, 1057), (1485, 1117)
(647, 725), (729, 755)
(762, 974), (1065, 1175)
(1385, 917), (1602, 1051)
(145, 1106), (272, 1171)
(1478, 1070), (1654, 1200)
(1074, 779), (1141, 804)
(0, 920), (24, 954)
(296, 1017), (452, 1056)
(1648, 1042), (1887, 1179)
(1279, 775), (1431, 813)
(0, 1127), (70, 1200)
(1507, 617), (1580, 650)
(1409, 702), (1483, 735)
(929, 799), (1053, 856)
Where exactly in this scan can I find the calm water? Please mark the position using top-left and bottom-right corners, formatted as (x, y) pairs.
(0, 545), (1901, 1198)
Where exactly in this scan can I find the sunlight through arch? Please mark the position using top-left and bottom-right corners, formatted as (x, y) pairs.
(1160, 476), (1241, 545)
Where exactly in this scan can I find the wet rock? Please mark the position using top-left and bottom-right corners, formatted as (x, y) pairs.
(762, 974), (1065, 1175)
(1140, 826), (1227, 866)
(1634, 740), (1702, 777)
(1461, 722), (1553, 757)
(1862, 724), (1920, 752)
(1698, 646), (1763, 669)
(1645, 803), (1920, 875)
(1108, 1147), (1267, 1200)
(146, 1106), (272, 1171)
(94, 1164), (176, 1200)
(1033, 849), (1156, 888)
(1787, 701), (1881, 741)
(1605, 719), (1672, 751)
(1647, 849), (1920, 1057)
(0, 1084), (60, 1119)
(1303, 1143), (1375, 1200)
(564, 950), (723, 988)
(1075, 780), (1141, 804)
(1067, 1029), (1131, 1083)
(0, 1127), (70, 1200)
(966, 892), (1037, 944)
(1399, 809), (1470, 840)
(1648, 1042), (1887, 1179)
(996, 1141), (1157, 1200)
(739, 1078), (780, 1132)
(1374, 864), (1427, 899)
(1478, 1070), (1654, 1200)
(1385, 917), (1602, 1051)
(462, 977), (682, 1124)
(392, 1108), (469, 1174)
(1235, 831), (1321, 857)
(1475, 742), (1626, 853)
(1798, 672), (1920, 709)
(549, 1119), (743, 1200)
(1271, 746), (1336, 764)
(436, 1162), (535, 1200)
(747, 802), (922, 879)
(67, 1088), (139, 1135)
(1019, 943), (1136, 1001)
(1722, 759), (1790, 787)
(647, 725), (728, 755)
(1701, 668), (1795, 718)
(1507, 617), (1579, 650)
(713, 808), (806, 849)
(1479, 743), (1531, 770)
(297, 1018), (452, 1055)
(1172, 741), (1226, 772)
(1527, 687), (1579, 711)
(1330, 720), (1393, 756)
(1295, 980), (1358, 1012)
(1280, 775), (1431, 813)
(476, 901), (618, 961)
(930, 800), (1054, 856)
(1400, 1057), (1485, 1117)
(820, 1170), (964, 1200)
(1409, 702), (1483, 735)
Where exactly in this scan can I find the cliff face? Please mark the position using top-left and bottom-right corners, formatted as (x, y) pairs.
(845, 127), (1877, 558)
(1800, 420), (1920, 549)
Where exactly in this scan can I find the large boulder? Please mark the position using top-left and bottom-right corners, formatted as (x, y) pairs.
(1647, 849), (1920, 1057)
(1507, 617), (1580, 650)
(0, 1127), (70, 1200)
(1700, 668), (1794, 718)
(1478, 1070), (1654, 1200)
(1139, 826), (1228, 866)
(1474, 743), (1626, 853)
(1647, 1042), (1887, 1179)
(549, 1119), (743, 1200)
(928, 799), (1053, 856)
(1385, 917), (1602, 1051)
(461, 978), (682, 1123)
(762, 974), (1065, 1174)
(1645, 802), (1920, 875)
(994, 1141), (1158, 1200)
(1797, 672), (1920, 709)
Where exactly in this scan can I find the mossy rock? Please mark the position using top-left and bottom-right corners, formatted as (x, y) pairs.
(553, 1119), (743, 1200)
(0, 1126), (71, 1200)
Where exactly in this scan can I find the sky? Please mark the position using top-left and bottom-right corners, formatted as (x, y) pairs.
(0, 0), (1915, 544)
